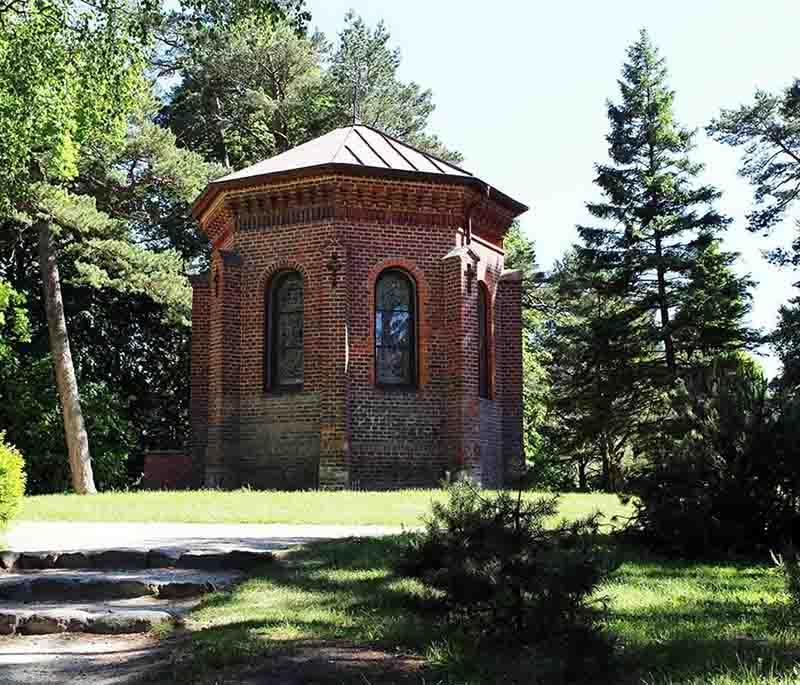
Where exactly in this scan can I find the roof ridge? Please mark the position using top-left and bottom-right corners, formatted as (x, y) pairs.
(355, 123), (473, 177)
(331, 126), (356, 165)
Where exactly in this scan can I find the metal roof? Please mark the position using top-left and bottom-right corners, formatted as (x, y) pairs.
(215, 125), (473, 183)
(193, 124), (528, 220)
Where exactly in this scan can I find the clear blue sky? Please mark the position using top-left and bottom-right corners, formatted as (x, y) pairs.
(307, 0), (800, 377)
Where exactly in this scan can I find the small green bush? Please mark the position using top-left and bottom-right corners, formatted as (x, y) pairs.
(0, 431), (26, 526)
(398, 481), (616, 645)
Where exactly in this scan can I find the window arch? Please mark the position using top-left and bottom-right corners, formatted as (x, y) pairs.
(478, 282), (490, 398)
(375, 268), (416, 387)
(266, 271), (304, 390)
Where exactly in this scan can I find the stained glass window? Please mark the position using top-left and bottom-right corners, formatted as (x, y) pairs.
(268, 271), (303, 389)
(375, 269), (415, 386)
(478, 284), (490, 398)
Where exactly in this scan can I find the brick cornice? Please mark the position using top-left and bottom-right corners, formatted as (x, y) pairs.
(199, 174), (516, 244)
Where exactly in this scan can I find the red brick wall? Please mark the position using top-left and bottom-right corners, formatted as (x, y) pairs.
(187, 173), (524, 490)
(143, 451), (194, 490)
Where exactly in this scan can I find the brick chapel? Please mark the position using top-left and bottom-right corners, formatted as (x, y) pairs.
(146, 125), (528, 490)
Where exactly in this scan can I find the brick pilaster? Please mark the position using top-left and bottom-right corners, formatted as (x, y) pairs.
(496, 268), (524, 485)
(318, 239), (350, 489)
(206, 250), (242, 488)
(441, 246), (482, 483)
(189, 273), (210, 486)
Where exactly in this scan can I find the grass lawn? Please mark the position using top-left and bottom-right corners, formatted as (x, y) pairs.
(19, 488), (632, 527)
(166, 537), (800, 685)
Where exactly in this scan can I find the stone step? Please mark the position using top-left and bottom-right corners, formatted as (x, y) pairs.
(0, 568), (241, 603)
(0, 605), (178, 636)
(0, 548), (276, 572)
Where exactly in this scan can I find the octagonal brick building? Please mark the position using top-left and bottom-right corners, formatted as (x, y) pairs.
(188, 125), (528, 490)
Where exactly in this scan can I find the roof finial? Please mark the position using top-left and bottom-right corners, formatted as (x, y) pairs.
(352, 75), (360, 126)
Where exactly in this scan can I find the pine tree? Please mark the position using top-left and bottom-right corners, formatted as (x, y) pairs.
(541, 253), (652, 490)
(329, 12), (461, 162)
(578, 30), (752, 383)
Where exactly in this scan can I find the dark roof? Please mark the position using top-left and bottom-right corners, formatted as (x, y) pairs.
(193, 124), (528, 219)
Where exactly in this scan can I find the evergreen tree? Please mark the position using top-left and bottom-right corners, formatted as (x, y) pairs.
(540, 253), (651, 490)
(709, 79), (800, 390)
(708, 79), (800, 267)
(578, 30), (752, 383)
(329, 12), (461, 162)
(160, 17), (331, 168)
(0, 0), (157, 493)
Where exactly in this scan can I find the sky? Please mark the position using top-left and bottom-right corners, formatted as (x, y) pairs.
(306, 0), (800, 377)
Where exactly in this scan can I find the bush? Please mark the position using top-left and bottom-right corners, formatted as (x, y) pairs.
(625, 356), (800, 557)
(0, 432), (26, 526)
(1, 360), (133, 494)
(398, 481), (615, 644)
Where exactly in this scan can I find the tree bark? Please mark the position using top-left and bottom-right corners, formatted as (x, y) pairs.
(600, 432), (611, 491)
(37, 220), (97, 495)
(654, 231), (676, 374)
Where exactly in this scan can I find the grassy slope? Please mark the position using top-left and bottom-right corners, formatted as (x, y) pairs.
(19, 489), (631, 526)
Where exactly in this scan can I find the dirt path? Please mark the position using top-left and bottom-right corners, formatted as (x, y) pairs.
(0, 633), (182, 684)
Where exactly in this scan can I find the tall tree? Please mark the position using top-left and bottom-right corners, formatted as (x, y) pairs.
(709, 79), (800, 388)
(0, 0), (154, 493)
(329, 12), (461, 162)
(160, 17), (330, 168)
(708, 79), (800, 267)
(578, 30), (752, 382)
(540, 253), (651, 490)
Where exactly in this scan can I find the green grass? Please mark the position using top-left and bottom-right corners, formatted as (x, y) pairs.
(164, 536), (800, 685)
(166, 538), (800, 685)
(19, 488), (631, 527)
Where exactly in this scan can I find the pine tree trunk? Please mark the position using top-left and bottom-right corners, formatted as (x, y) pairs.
(578, 460), (588, 491)
(654, 232), (676, 374)
(600, 433), (611, 491)
(37, 220), (97, 495)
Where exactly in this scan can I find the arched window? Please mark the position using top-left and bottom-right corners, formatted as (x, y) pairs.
(266, 271), (304, 390)
(478, 283), (490, 398)
(375, 269), (416, 387)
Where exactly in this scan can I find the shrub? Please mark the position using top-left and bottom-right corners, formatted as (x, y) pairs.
(625, 356), (800, 557)
(0, 431), (26, 526)
(398, 481), (615, 644)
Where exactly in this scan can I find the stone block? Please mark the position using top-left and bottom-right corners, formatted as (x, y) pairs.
(91, 550), (149, 569)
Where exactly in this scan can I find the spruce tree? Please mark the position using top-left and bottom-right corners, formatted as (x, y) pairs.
(578, 30), (752, 383)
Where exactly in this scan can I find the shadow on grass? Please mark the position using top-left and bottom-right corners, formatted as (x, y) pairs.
(165, 536), (620, 684)
(604, 548), (800, 684)
(162, 536), (800, 685)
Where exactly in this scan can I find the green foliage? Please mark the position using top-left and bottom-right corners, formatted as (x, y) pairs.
(578, 30), (752, 379)
(773, 296), (800, 393)
(160, 10), (460, 169)
(329, 11), (461, 162)
(0, 279), (30, 364)
(502, 223), (550, 468)
(0, 352), (134, 494)
(538, 252), (651, 491)
(709, 79), (800, 265)
(0, 432), (26, 527)
(161, 17), (331, 168)
(399, 482), (615, 649)
(0, 0), (151, 209)
(625, 355), (800, 556)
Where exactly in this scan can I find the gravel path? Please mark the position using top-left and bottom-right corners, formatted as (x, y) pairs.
(5, 521), (403, 554)
(0, 632), (180, 684)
